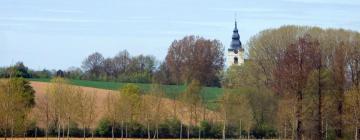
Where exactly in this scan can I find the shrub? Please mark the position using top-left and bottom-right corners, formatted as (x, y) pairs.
(159, 118), (182, 138)
(95, 119), (112, 137)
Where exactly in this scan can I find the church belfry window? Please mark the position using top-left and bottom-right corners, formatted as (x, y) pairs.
(234, 57), (238, 64)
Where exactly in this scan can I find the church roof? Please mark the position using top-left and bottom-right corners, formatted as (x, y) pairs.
(228, 21), (243, 51)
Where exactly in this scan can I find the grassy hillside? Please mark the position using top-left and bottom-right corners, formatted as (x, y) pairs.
(28, 78), (223, 109)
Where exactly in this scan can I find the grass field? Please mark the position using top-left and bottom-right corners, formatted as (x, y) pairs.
(28, 78), (223, 109)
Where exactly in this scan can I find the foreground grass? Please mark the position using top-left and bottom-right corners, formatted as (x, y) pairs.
(28, 78), (223, 109)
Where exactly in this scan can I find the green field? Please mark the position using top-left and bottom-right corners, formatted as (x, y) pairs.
(29, 78), (224, 109)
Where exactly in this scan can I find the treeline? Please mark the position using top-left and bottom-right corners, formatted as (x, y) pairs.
(0, 77), (256, 139)
(1, 36), (225, 87)
(81, 36), (225, 87)
(80, 51), (156, 83)
(0, 62), (52, 79)
(223, 26), (360, 140)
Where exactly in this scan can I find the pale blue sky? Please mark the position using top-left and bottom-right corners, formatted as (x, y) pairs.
(1, 0), (359, 70)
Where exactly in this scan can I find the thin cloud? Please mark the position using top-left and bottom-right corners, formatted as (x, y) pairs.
(0, 17), (101, 23)
(128, 16), (154, 20)
(41, 9), (85, 14)
(211, 7), (284, 13)
(172, 20), (229, 28)
(0, 23), (26, 26)
(159, 31), (189, 36)
(281, 0), (360, 6)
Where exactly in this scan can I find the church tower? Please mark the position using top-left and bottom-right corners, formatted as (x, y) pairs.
(227, 20), (244, 67)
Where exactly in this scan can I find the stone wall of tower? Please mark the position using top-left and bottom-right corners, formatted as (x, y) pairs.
(227, 50), (244, 67)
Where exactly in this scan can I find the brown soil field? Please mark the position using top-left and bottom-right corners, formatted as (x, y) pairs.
(30, 81), (221, 127)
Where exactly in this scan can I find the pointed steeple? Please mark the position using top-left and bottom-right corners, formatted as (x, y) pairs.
(233, 20), (238, 34)
(229, 19), (242, 51)
(235, 19), (237, 30)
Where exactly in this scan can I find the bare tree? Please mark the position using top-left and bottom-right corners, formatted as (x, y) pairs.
(166, 35), (224, 86)
(219, 89), (254, 140)
(274, 35), (320, 140)
(113, 50), (131, 75)
(345, 84), (360, 140)
(180, 80), (202, 139)
(0, 78), (35, 139)
(34, 93), (52, 139)
(75, 89), (97, 139)
(141, 84), (166, 139)
(82, 52), (105, 79)
(47, 77), (77, 139)
(118, 84), (142, 138)
(105, 91), (118, 140)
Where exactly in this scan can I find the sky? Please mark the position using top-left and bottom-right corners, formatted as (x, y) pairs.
(0, 0), (359, 70)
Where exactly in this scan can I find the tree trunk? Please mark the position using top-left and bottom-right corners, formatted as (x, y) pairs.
(180, 123), (183, 139)
(156, 124), (159, 139)
(356, 115), (359, 140)
(112, 125), (115, 140)
(296, 90), (303, 140)
(188, 108), (192, 140)
(35, 127), (38, 140)
(4, 123), (7, 140)
(247, 128), (250, 139)
(336, 92), (344, 139)
(83, 125), (86, 140)
(153, 129), (157, 139)
(292, 106), (296, 140)
(325, 120), (328, 140)
(284, 121), (287, 139)
(222, 119), (226, 140)
(198, 127), (201, 140)
(356, 125), (358, 140)
(125, 123), (128, 138)
(11, 120), (14, 140)
(147, 122), (150, 140)
(46, 100), (49, 140)
(57, 117), (61, 140)
(67, 117), (70, 140)
(187, 126), (190, 139)
(317, 67), (324, 140)
(63, 126), (65, 138)
(239, 120), (242, 139)
(121, 120), (124, 140)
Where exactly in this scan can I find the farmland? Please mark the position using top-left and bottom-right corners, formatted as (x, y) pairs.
(28, 78), (224, 109)
(30, 81), (221, 128)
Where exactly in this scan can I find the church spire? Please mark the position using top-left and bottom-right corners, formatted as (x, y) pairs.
(234, 13), (237, 29)
(229, 18), (242, 51)
(227, 17), (245, 67)
(235, 20), (237, 29)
